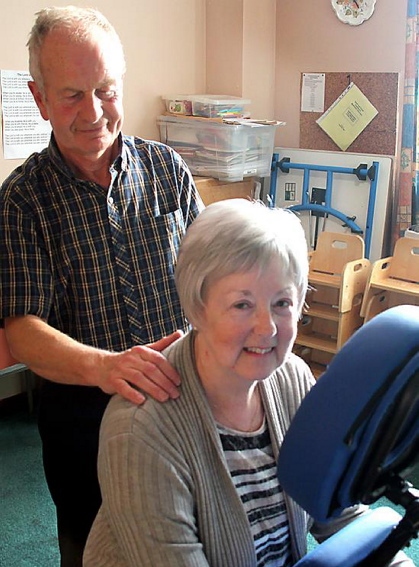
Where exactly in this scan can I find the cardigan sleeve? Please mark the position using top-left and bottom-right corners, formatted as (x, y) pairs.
(96, 413), (212, 567)
(86, 333), (259, 567)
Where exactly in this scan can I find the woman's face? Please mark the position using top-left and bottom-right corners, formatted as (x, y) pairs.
(195, 259), (300, 386)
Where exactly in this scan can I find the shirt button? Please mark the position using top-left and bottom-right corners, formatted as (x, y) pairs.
(108, 196), (114, 205)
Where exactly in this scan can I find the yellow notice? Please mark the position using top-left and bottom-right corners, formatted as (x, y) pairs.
(316, 82), (378, 151)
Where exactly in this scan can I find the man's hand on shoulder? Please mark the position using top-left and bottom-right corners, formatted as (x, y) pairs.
(98, 330), (183, 405)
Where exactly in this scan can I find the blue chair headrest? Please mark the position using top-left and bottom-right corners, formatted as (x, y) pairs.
(277, 305), (419, 522)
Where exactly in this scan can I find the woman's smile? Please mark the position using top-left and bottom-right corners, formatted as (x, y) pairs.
(194, 260), (299, 390)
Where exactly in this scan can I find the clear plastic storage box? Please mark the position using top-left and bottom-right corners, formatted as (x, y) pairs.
(157, 115), (277, 182)
(162, 94), (250, 118)
(191, 95), (251, 118)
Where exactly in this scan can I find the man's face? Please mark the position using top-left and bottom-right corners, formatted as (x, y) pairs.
(29, 27), (124, 166)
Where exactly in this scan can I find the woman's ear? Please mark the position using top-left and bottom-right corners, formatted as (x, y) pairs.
(28, 80), (49, 121)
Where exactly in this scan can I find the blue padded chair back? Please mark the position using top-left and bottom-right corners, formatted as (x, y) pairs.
(277, 305), (419, 522)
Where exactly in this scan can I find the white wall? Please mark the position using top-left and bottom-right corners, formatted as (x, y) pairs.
(0, 0), (207, 182)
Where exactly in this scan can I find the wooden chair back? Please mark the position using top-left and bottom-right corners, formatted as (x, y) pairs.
(387, 236), (419, 284)
(310, 232), (365, 276)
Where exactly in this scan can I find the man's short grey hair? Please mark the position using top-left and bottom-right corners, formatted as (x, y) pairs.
(27, 5), (126, 91)
(175, 198), (309, 327)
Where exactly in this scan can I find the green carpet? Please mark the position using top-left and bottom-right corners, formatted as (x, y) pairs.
(0, 395), (418, 566)
(0, 398), (59, 567)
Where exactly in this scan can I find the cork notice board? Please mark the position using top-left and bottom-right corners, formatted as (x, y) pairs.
(300, 72), (399, 155)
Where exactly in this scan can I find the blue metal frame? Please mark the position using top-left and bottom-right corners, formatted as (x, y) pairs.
(268, 153), (379, 258)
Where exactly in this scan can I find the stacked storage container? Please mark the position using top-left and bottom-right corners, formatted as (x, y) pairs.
(158, 95), (278, 182)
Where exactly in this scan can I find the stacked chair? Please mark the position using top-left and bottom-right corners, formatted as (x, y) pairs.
(295, 231), (370, 377)
(361, 235), (419, 323)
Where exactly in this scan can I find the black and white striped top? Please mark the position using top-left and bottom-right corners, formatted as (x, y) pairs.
(218, 420), (293, 567)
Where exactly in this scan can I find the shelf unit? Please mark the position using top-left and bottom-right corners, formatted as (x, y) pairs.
(361, 236), (419, 323)
(294, 231), (370, 378)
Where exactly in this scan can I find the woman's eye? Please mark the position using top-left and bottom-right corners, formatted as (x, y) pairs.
(234, 301), (251, 310)
(275, 299), (291, 308)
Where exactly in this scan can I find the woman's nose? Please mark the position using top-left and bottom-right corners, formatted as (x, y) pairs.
(254, 309), (277, 337)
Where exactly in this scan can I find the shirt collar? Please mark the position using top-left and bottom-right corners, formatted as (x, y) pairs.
(47, 132), (128, 181)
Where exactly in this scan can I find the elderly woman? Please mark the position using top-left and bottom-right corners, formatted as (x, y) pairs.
(84, 199), (412, 567)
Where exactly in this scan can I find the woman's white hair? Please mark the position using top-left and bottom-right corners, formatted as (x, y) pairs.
(175, 198), (309, 327)
(27, 5), (126, 92)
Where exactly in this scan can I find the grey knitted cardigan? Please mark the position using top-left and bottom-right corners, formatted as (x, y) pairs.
(84, 332), (366, 567)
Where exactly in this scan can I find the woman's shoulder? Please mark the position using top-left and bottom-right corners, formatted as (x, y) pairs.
(100, 333), (200, 442)
(263, 353), (316, 405)
(99, 391), (182, 459)
(101, 394), (142, 437)
(279, 352), (316, 385)
(260, 354), (316, 431)
(162, 331), (194, 364)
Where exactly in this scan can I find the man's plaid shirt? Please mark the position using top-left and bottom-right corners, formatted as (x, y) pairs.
(0, 134), (203, 352)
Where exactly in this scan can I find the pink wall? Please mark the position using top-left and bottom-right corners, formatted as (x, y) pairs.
(275, 0), (408, 150)
(206, 0), (277, 119)
(204, 0), (407, 153)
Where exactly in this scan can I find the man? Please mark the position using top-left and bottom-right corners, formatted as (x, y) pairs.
(0, 6), (203, 566)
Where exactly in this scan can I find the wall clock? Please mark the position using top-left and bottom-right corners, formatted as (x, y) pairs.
(331, 0), (376, 26)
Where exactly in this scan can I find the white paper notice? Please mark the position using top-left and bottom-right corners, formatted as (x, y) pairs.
(1, 70), (51, 159)
(301, 73), (325, 113)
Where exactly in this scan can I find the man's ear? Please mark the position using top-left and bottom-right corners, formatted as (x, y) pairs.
(28, 80), (49, 121)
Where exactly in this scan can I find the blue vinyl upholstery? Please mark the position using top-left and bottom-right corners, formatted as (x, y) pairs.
(277, 305), (419, 522)
(293, 507), (402, 567)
